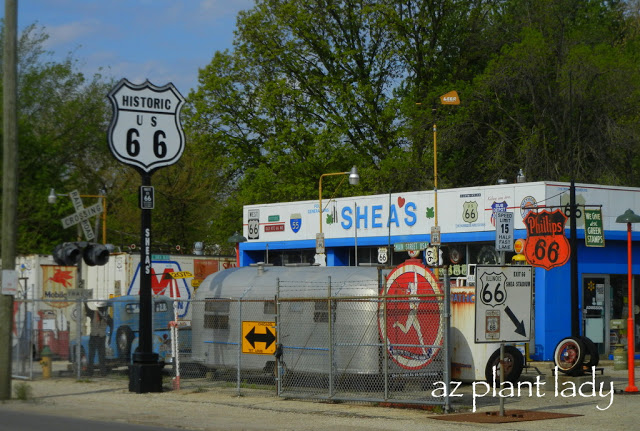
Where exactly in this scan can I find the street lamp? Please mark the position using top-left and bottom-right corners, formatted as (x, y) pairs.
(317, 166), (360, 265)
(432, 91), (460, 235)
(48, 188), (108, 244)
(616, 208), (640, 393)
(228, 231), (247, 267)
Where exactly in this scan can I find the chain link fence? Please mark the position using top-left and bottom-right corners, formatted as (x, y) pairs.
(11, 273), (451, 408)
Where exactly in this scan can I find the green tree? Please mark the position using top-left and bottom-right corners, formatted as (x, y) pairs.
(187, 0), (499, 230)
(451, 0), (640, 186)
(1, 23), (224, 256)
(0, 23), (116, 253)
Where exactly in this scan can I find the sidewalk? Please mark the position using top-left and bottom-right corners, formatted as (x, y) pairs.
(3, 361), (639, 431)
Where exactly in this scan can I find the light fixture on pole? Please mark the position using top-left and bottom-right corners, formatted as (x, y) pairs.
(48, 188), (108, 244)
(317, 166), (360, 266)
(424, 91), (459, 274)
(433, 91), (460, 234)
(616, 208), (640, 393)
(228, 231), (247, 267)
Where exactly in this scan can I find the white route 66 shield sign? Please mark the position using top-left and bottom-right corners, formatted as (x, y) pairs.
(107, 79), (185, 173)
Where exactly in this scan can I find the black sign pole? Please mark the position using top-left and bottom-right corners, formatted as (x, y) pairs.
(570, 180), (579, 337)
(129, 172), (162, 393)
(139, 172), (152, 353)
(107, 78), (185, 393)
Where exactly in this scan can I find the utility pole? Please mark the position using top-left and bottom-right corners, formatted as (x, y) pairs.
(1, 0), (19, 400)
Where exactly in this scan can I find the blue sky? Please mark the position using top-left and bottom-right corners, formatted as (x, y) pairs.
(14, 0), (255, 94)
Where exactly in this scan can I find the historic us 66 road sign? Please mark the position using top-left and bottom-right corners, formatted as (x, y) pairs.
(474, 265), (532, 343)
(107, 79), (185, 173)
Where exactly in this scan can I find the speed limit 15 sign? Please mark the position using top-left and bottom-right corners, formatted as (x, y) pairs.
(107, 79), (185, 173)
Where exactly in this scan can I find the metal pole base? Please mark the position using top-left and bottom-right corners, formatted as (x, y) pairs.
(129, 352), (163, 393)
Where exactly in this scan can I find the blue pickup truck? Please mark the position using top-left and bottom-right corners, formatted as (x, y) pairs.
(69, 295), (174, 373)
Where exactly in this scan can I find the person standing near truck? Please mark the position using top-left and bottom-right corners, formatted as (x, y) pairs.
(84, 301), (113, 376)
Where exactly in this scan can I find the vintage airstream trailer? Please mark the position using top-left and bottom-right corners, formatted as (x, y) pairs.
(190, 262), (517, 382)
(191, 264), (398, 378)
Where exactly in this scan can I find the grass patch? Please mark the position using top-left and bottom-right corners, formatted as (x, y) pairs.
(13, 382), (32, 401)
(191, 386), (208, 393)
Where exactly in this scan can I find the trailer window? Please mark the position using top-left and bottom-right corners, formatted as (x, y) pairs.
(313, 300), (335, 323)
(263, 300), (276, 315)
(204, 300), (229, 329)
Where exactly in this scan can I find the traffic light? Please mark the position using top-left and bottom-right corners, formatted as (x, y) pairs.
(52, 242), (110, 266)
(53, 242), (83, 266)
(83, 243), (110, 266)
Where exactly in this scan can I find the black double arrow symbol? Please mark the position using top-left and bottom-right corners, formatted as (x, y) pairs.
(245, 326), (276, 349)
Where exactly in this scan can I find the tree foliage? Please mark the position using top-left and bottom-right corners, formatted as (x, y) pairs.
(188, 0), (640, 226)
(455, 0), (640, 186)
(0, 23), (223, 255)
(4, 1), (640, 255)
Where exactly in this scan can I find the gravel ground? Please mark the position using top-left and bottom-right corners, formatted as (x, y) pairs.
(2, 361), (639, 431)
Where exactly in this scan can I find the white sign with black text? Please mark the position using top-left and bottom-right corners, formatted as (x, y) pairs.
(474, 265), (532, 343)
(107, 79), (185, 173)
(495, 211), (514, 252)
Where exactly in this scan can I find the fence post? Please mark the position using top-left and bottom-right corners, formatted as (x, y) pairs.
(76, 298), (82, 379)
(276, 278), (281, 396)
(236, 298), (242, 396)
(443, 268), (452, 413)
(382, 273), (389, 400)
(327, 276), (333, 398)
(28, 299), (33, 379)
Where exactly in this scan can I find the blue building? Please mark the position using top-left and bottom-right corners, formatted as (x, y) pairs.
(239, 181), (640, 361)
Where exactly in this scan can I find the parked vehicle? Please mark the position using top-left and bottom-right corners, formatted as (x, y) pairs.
(69, 295), (173, 372)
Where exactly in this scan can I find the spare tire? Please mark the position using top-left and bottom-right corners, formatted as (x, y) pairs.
(554, 336), (586, 376)
(579, 336), (600, 369)
(485, 345), (525, 383)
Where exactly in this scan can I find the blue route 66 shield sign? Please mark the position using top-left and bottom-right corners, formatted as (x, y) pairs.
(290, 213), (302, 233)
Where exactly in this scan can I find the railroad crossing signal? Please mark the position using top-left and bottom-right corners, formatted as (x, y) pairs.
(59, 190), (103, 241)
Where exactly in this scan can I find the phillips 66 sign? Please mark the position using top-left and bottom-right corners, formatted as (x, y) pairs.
(107, 79), (185, 173)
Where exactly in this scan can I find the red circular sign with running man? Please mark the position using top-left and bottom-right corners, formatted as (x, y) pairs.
(379, 259), (443, 369)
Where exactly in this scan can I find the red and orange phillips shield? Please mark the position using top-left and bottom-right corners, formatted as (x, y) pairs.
(523, 210), (571, 270)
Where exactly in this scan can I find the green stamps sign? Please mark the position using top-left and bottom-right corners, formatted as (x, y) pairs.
(584, 208), (604, 247)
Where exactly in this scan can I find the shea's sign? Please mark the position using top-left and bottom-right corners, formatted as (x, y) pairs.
(523, 210), (570, 270)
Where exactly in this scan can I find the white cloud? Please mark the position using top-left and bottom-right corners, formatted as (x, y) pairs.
(43, 19), (102, 49)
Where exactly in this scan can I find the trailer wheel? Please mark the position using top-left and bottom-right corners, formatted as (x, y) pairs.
(117, 326), (134, 358)
(579, 336), (599, 369)
(485, 346), (524, 383)
(554, 336), (586, 376)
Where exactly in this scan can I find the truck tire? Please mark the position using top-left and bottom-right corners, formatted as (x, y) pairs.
(485, 346), (524, 383)
(554, 336), (586, 376)
(117, 326), (134, 358)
